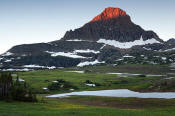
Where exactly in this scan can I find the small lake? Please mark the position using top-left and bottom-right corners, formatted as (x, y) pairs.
(47, 89), (175, 99)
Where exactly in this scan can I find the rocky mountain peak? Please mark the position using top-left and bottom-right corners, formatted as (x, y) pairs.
(90, 7), (127, 22)
(62, 7), (161, 43)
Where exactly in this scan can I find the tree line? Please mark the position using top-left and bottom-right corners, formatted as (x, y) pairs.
(0, 72), (37, 102)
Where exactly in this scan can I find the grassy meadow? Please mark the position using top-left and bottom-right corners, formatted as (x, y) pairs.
(0, 64), (175, 116)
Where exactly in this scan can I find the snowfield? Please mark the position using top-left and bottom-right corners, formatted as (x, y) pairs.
(97, 36), (161, 49)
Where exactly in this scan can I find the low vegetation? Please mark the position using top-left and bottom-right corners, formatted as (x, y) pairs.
(0, 64), (175, 116)
(48, 79), (78, 91)
(0, 72), (37, 102)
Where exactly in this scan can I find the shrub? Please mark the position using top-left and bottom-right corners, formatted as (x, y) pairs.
(84, 70), (92, 73)
(139, 74), (146, 77)
(48, 79), (78, 91)
(84, 80), (93, 84)
(94, 82), (101, 86)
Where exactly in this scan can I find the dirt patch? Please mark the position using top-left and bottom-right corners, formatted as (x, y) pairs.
(58, 96), (175, 109)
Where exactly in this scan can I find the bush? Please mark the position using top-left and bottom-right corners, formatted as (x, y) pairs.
(84, 70), (92, 73)
(139, 74), (146, 77)
(94, 82), (101, 86)
(48, 79), (78, 91)
(84, 80), (101, 86)
(84, 80), (93, 84)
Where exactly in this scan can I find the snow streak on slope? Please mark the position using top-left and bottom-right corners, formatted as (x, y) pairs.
(46, 49), (100, 59)
(46, 51), (86, 59)
(2, 52), (14, 56)
(97, 36), (161, 49)
(75, 49), (100, 54)
(77, 60), (105, 67)
(66, 39), (91, 42)
(164, 48), (175, 52)
(23, 65), (56, 69)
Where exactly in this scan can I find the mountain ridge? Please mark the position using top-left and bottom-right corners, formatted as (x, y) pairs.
(0, 7), (175, 69)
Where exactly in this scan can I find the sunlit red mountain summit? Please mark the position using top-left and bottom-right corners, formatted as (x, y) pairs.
(91, 7), (127, 22)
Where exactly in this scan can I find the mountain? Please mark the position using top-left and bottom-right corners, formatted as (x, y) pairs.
(62, 7), (162, 43)
(0, 7), (175, 70)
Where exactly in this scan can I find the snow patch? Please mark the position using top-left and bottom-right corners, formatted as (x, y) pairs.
(46, 51), (86, 59)
(143, 47), (152, 50)
(97, 36), (160, 49)
(161, 57), (167, 60)
(46, 49), (99, 59)
(123, 55), (135, 58)
(85, 83), (96, 87)
(2, 52), (14, 56)
(116, 59), (123, 61)
(43, 87), (48, 90)
(23, 65), (45, 68)
(77, 60), (105, 67)
(100, 44), (106, 49)
(66, 39), (91, 42)
(52, 81), (58, 83)
(65, 71), (84, 74)
(19, 78), (25, 82)
(14, 78), (25, 82)
(23, 65), (56, 69)
(164, 48), (175, 52)
(75, 49), (100, 54)
(2, 68), (31, 72)
(4, 59), (12, 62)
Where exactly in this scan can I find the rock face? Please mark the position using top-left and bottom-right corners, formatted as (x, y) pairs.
(62, 7), (161, 42)
(0, 7), (175, 69)
(166, 38), (175, 45)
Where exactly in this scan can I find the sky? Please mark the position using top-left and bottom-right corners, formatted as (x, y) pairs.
(0, 0), (175, 54)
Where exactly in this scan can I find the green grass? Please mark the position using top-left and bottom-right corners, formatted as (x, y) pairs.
(18, 68), (162, 93)
(1, 97), (175, 116)
(1, 64), (175, 116)
(15, 64), (175, 93)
